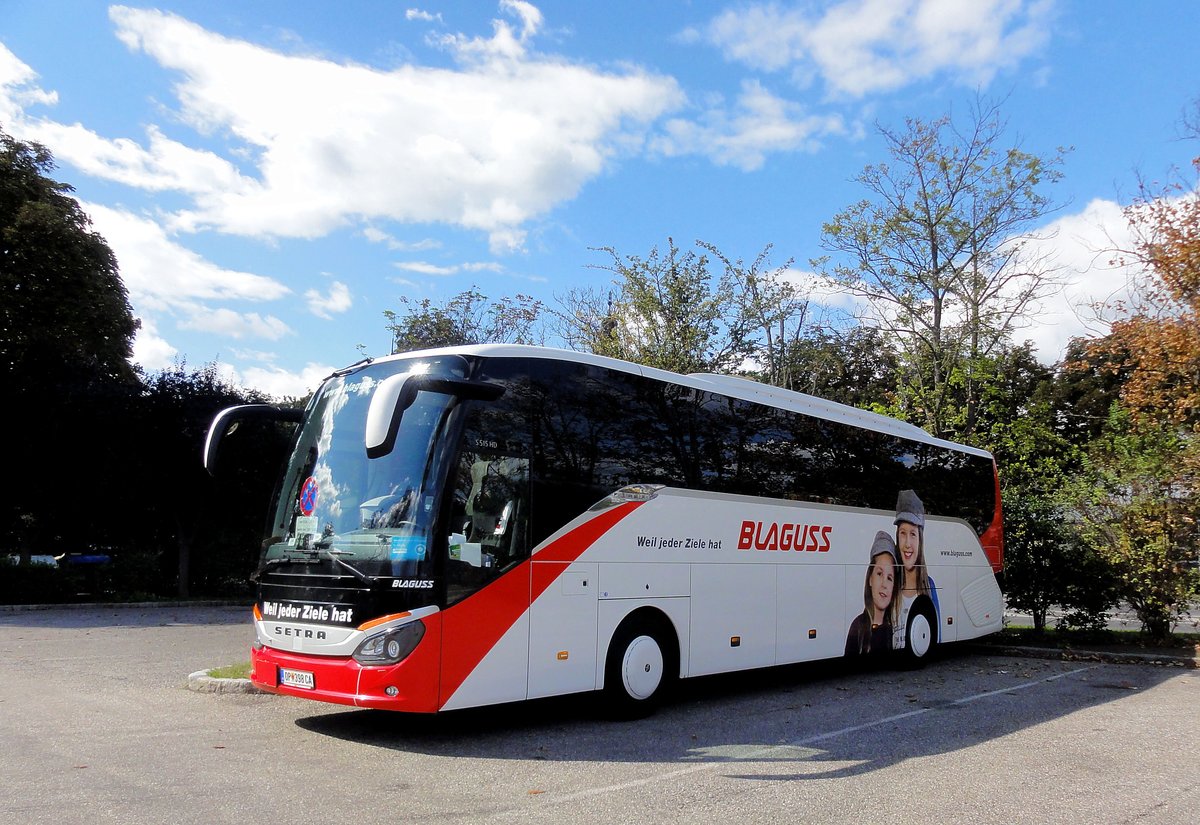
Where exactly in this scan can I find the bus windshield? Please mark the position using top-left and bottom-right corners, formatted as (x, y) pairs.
(264, 357), (468, 581)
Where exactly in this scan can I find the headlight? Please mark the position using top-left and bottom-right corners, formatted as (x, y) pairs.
(353, 621), (425, 665)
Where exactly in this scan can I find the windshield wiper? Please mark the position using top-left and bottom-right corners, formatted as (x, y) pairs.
(311, 536), (375, 585)
(250, 554), (302, 582)
(251, 541), (375, 586)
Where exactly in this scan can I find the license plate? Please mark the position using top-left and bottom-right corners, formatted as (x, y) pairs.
(279, 668), (315, 690)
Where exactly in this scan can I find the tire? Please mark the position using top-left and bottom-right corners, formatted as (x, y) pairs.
(603, 615), (677, 719)
(900, 596), (938, 667)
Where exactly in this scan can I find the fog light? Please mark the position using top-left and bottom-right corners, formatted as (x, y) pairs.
(385, 686), (399, 697)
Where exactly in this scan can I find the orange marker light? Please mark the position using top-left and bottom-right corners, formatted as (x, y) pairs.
(358, 612), (412, 631)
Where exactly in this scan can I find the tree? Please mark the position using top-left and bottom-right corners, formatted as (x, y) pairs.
(0, 129), (140, 560)
(1080, 104), (1200, 636)
(556, 239), (815, 379)
(1093, 151), (1200, 428)
(697, 242), (812, 388)
(384, 286), (543, 353)
(556, 239), (739, 374)
(133, 363), (295, 597)
(815, 98), (1067, 439)
(1001, 495), (1115, 632)
(1050, 337), (1129, 448)
(1070, 407), (1199, 639)
(982, 364), (1116, 632)
(775, 325), (899, 408)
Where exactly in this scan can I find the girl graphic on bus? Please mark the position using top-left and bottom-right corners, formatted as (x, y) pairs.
(844, 531), (900, 656)
(893, 489), (939, 650)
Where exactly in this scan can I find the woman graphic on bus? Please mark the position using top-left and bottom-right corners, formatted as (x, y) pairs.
(893, 489), (939, 652)
(844, 531), (900, 657)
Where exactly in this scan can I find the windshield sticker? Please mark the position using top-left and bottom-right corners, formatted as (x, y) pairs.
(390, 535), (427, 562)
(299, 477), (319, 516)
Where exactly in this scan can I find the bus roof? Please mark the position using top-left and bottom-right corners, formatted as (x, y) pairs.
(359, 344), (992, 459)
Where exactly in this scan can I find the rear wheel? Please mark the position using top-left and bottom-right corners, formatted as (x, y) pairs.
(900, 597), (937, 667)
(603, 615), (677, 718)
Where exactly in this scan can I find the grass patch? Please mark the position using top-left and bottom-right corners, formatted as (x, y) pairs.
(990, 626), (1200, 653)
(207, 662), (252, 680)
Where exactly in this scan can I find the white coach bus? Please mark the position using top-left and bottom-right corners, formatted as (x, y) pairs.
(205, 345), (1004, 716)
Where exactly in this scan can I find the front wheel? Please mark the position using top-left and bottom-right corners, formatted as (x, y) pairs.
(603, 617), (676, 718)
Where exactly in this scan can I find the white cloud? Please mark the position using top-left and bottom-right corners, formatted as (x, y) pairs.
(130, 317), (179, 372)
(405, 9), (443, 24)
(81, 202), (295, 348)
(305, 280), (353, 319)
(234, 361), (339, 399)
(180, 307), (292, 340)
(393, 260), (504, 276)
(81, 203), (291, 312)
(0, 43), (57, 119)
(652, 80), (845, 171)
(1018, 198), (1139, 363)
(30, 122), (253, 196)
(696, 0), (1054, 99)
(362, 227), (442, 251)
(96, 4), (682, 252)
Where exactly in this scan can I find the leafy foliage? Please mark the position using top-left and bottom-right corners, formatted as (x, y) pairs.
(384, 286), (543, 353)
(1094, 158), (1200, 428)
(133, 362), (296, 598)
(1079, 123), (1200, 636)
(0, 130), (141, 561)
(1070, 407), (1200, 639)
(556, 239), (816, 380)
(815, 98), (1067, 439)
(775, 326), (899, 408)
(1001, 495), (1116, 632)
(558, 239), (738, 374)
(0, 132), (139, 385)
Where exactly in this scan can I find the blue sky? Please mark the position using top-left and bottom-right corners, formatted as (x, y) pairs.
(2, 1), (1198, 397)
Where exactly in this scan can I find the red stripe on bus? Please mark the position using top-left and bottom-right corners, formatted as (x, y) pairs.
(438, 500), (642, 707)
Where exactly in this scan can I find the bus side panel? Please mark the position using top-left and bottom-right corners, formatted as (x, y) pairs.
(689, 563), (777, 676)
(439, 565), (532, 711)
(776, 563), (847, 664)
(597, 562), (691, 599)
(439, 610), (530, 711)
(934, 566), (959, 644)
(923, 518), (1002, 644)
(528, 562), (599, 699)
(956, 569), (1004, 639)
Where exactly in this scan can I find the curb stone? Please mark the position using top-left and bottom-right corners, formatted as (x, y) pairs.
(1, 600), (246, 613)
(186, 669), (267, 695)
(970, 643), (1199, 669)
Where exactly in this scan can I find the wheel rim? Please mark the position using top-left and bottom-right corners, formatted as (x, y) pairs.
(908, 613), (932, 658)
(621, 635), (664, 700)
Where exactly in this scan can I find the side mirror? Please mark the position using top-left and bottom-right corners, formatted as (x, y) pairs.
(204, 404), (303, 475)
(365, 373), (504, 459)
(365, 373), (419, 460)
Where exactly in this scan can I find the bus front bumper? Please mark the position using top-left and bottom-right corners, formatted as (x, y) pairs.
(249, 633), (441, 712)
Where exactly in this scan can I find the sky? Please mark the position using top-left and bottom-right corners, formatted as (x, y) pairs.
(2, 0), (1198, 398)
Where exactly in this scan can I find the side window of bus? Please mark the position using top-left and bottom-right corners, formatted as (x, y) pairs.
(446, 448), (530, 604)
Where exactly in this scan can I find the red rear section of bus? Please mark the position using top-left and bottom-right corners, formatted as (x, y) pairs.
(979, 460), (1004, 574)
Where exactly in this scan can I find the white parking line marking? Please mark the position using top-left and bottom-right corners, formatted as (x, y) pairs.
(535, 665), (1100, 809)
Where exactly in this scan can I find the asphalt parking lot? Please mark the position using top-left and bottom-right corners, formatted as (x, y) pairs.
(0, 605), (1196, 824)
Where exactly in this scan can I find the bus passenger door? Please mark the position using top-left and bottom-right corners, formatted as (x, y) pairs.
(439, 450), (532, 711)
